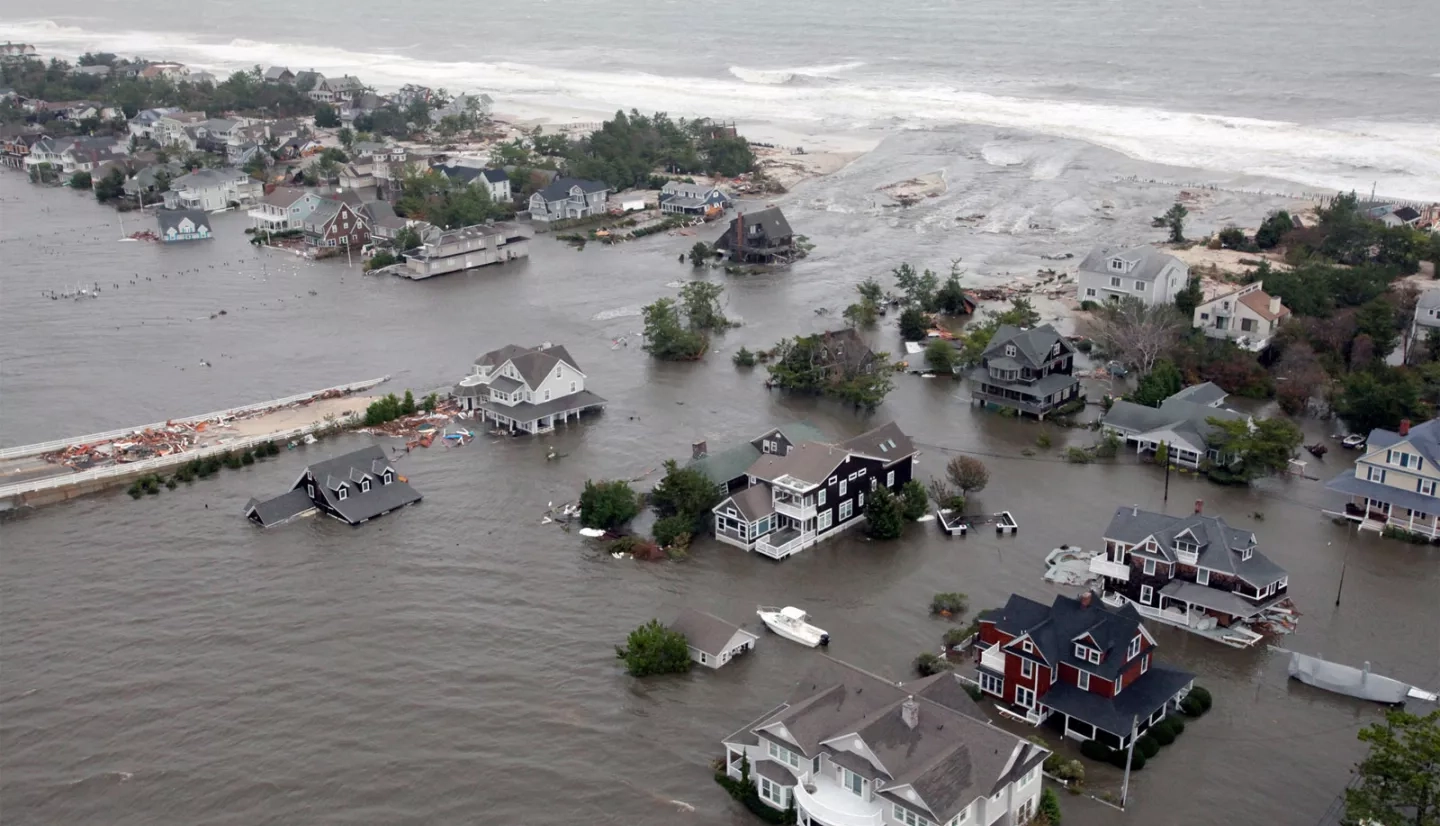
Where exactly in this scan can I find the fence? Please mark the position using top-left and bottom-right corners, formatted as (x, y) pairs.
(0, 416), (360, 502)
(0, 376), (388, 461)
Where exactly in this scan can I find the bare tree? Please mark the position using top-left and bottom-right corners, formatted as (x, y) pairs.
(1273, 341), (1327, 415)
(1093, 297), (1185, 376)
(946, 455), (989, 496)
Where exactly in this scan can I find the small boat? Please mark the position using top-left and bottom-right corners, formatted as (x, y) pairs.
(757, 605), (829, 647)
(1341, 434), (1367, 450)
(1305, 442), (1328, 457)
(1287, 652), (1433, 704)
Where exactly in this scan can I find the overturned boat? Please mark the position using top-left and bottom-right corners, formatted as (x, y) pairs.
(1288, 652), (1438, 705)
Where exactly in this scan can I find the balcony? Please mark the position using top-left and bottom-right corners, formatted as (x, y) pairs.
(773, 494), (817, 521)
(1088, 557), (1130, 581)
(756, 528), (816, 559)
(793, 775), (883, 826)
(979, 644), (1007, 674)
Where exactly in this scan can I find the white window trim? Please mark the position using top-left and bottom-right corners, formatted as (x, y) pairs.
(1140, 584), (1153, 605)
(1197, 568), (1210, 586)
(1077, 670), (1090, 691)
(1143, 558), (1156, 576)
(1021, 659), (1034, 678)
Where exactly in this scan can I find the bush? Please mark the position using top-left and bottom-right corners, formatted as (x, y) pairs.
(930, 592), (968, 617)
(1136, 735), (1160, 759)
(914, 652), (952, 676)
(1080, 740), (1112, 762)
(1064, 447), (1093, 464)
(1150, 723), (1176, 746)
(365, 250), (397, 271)
(652, 514), (693, 548)
(1036, 430), (1053, 449)
(579, 479), (640, 530)
(1093, 433), (1121, 459)
(1053, 759), (1085, 784)
(615, 619), (691, 677)
(900, 479), (929, 520)
(241, 450), (256, 466)
(1038, 787), (1063, 824)
(865, 487), (905, 539)
(964, 682), (983, 701)
(1189, 685), (1212, 710)
(1126, 751), (1147, 771)
(1164, 715), (1185, 736)
(1080, 300), (1099, 312)
(69, 171), (92, 189)
(898, 307), (930, 341)
(732, 346), (757, 367)
(942, 626), (973, 647)
(1181, 685), (1213, 717)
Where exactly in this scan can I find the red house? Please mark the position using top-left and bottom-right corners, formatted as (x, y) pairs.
(975, 592), (1195, 750)
(302, 199), (370, 249)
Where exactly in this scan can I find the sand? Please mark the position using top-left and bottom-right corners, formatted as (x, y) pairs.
(201, 396), (379, 444)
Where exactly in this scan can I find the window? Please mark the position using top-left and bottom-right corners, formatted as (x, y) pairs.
(1200, 312), (1209, 320)
(1086, 287), (1097, 297)
(1022, 639), (1032, 653)
(337, 485), (348, 501)
(886, 470), (895, 487)
(839, 479), (847, 496)
(1005, 344), (1016, 357)
(1015, 685), (1035, 708)
(858, 468), (867, 477)
(1021, 660), (1035, 678)
(1074, 643), (1088, 660)
(842, 766), (864, 797)
(555, 366), (562, 378)
(361, 478), (370, 493)
(1142, 558), (1156, 576)
(1240, 318), (1255, 332)
(1077, 671), (1090, 691)
(892, 804), (931, 826)
(1135, 280), (1145, 291)
(980, 672), (1003, 695)
(1367, 466), (1387, 483)
(818, 510), (832, 531)
(858, 493), (864, 509)
(870, 477), (877, 490)
(829, 476), (837, 486)
(1140, 584), (1153, 605)
(818, 489), (826, 506)
(699, 652), (708, 664)
(1110, 276), (1122, 287)
(1420, 479), (1436, 496)
(1142, 654), (1150, 674)
(569, 381), (576, 392)
(1127, 635), (1141, 660)
(839, 501), (853, 521)
(307, 483), (315, 498)
(1197, 568), (1210, 586)
(544, 389), (551, 401)
(766, 740), (800, 769)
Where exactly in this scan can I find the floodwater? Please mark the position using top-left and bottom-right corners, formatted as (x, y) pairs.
(3, 132), (1439, 826)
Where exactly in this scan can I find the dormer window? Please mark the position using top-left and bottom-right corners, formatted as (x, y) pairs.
(1005, 345), (1016, 357)
(383, 470), (393, 485)
(1127, 635), (1141, 660)
(337, 484), (349, 501)
(1240, 548), (1253, 561)
(1022, 639), (1033, 653)
(555, 366), (561, 377)
(1074, 643), (1101, 665)
(1110, 259), (1124, 271)
(361, 478), (371, 493)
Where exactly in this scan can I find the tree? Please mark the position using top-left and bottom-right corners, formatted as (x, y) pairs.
(935, 262), (973, 315)
(856, 278), (884, 306)
(1037, 787), (1063, 826)
(649, 459), (720, 527)
(925, 339), (956, 374)
(337, 126), (355, 150)
(615, 619), (692, 677)
(1255, 209), (1294, 250)
(1334, 368), (1430, 435)
(1131, 359), (1183, 407)
(652, 515), (693, 548)
(899, 480), (929, 521)
(1205, 416), (1303, 482)
(642, 297), (707, 360)
(242, 152), (269, 181)
(1174, 275), (1204, 320)
(688, 241), (711, 267)
(733, 347), (757, 367)
(400, 390), (416, 415)
(314, 103), (340, 128)
(68, 171), (91, 189)
(947, 455), (989, 496)
(1093, 297), (1184, 375)
(679, 281), (729, 331)
(579, 480), (640, 530)
(844, 300), (878, 328)
(893, 262), (939, 310)
(899, 307), (929, 341)
(1273, 341), (1327, 415)
(1355, 296), (1402, 363)
(393, 225), (421, 252)
(1344, 708), (1440, 826)
(1217, 225), (1247, 250)
(93, 167), (126, 203)
(421, 393), (438, 413)
(993, 297), (1041, 328)
(865, 487), (905, 539)
(365, 250), (397, 271)
(1163, 202), (1189, 243)
(765, 334), (894, 409)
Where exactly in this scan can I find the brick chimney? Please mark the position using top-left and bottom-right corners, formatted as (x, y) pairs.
(901, 695), (919, 729)
(692, 440), (708, 460)
(1080, 591), (1093, 608)
(1400, 419), (1411, 437)
(1195, 499), (1204, 514)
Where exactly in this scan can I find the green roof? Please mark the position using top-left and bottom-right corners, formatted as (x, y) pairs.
(688, 422), (831, 486)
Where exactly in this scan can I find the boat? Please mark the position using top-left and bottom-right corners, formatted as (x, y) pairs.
(1341, 434), (1367, 450)
(1287, 652), (1437, 704)
(757, 605), (830, 647)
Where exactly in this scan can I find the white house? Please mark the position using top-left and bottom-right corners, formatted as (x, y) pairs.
(157, 209), (213, 242)
(23, 136), (123, 174)
(722, 658), (1050, 826)
(451, 343), (606, 434)
(1410, 290), (1440, 360)
(164, 167), (262, 212)
(669, 609), (757, 669)
(153, 111), (207, 147)
(247, 186), (325, 231)
(1077, 245), (1187, 306)
(1192, 280), (1291, 351)
(128, 107), (181, 140)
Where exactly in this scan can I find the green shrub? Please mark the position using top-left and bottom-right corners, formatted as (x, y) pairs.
(1064, 447), (1093, 464)
(732, 346), (757, 367)
(652, 514), (693, 547)
(1136, 735), (1160, 759)
(1080, 740), (1112, 762)
(579, 479), (640, 530)
(1038, 787), (1063, 824)
(963, 682), (983, 701)
(1036, 430), (1053, 449)
(1150, 723), (1176, 746)
(1165, 715), (1185, 736)
(1127, 751), (1147, 771)
(900, 479), (929, 520)
(1080, 300), (1099, 312)
(241, 451), (256, 466)
(1181, 685), (1213, 717)
(942, 626), (973, 647)
(1054, 759), (1085, 784)
(914, 652), (952, 676)
(165, 477), (178, 490)
(1189, 685), (1212, 710)
(930, 592), (968, 616)
(615, 619), (691, 677)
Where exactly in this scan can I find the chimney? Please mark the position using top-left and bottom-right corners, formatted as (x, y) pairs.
(692, 440), (708, 460)
(1080, 591), (1093, 608)
(901, 695), (918, 730)
(1194, 499), (1204, 514)
(1400, 419), (1411, 437)
(1269, 294), (1281, 315)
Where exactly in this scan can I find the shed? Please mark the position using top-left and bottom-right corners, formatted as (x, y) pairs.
(670, 608), (758, 669)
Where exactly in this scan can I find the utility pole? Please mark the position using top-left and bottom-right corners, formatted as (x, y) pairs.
(1335, 520), (1357, 606)
(1120, 714), (1139, 808)
(1162, 441), (1171, 502)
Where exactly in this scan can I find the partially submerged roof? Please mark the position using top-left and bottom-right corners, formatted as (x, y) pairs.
(981, 594), (1148, 682)
(156, 209), (209, 232)
(983, 323), (1071, 367)
(1102, 506), (1286, 586)
(715, 206), (793, 249)
(841, 421), (915, 463)
(244, 488), (315, 527)
(670, 608), (755, 656)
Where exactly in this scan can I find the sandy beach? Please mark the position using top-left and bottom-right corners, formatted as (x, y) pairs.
(206, 395), (378, 443)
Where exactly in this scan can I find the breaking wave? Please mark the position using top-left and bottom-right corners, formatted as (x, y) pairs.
(4, 20), (1438, 200)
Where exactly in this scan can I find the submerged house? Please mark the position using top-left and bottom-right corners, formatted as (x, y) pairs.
(975, 592), (1195, 748)
(688, 422), (831, 494)
(669, 608), (758, 670)
(527, 177), (610, 223)
(402, 222), (531, 278)
(708, 421), (916, 559)
(1324, 418), (1440, 538)
(244, 446), (422, 527)
(968, 323), (1080, 419)
(1100, 382), (1247, 469)
(1091, 503), (1291, 647)
(156, 209), (212, 242)
(451, 343), (605, 434)
(722, 657), (1050, 826)
(659, 181), (729, 216)
(714, 206), (796, 264)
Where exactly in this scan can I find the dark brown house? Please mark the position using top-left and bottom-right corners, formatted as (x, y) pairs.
(715, 206), (795, 264)
(302, 199), (370, 248)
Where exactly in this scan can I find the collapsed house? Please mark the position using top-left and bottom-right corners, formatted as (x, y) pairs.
(244, 446), (421, 527)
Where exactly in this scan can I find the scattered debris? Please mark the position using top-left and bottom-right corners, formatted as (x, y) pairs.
(1043, 546), (1101, 587)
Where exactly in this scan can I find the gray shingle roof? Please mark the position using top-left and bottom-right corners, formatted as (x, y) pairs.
(244, 488), (315, 527)
(841, 421), (915, 463)
(156, 209), (209, 233)
(744, 658), (1040, 823)
(1078, 244), (1183, 283)
(721, 484), (775, 521)
(303, 446), (422, 524)
(1038, 665), (1194, 736)
(716, 206), (793, 249)
(1102, 388), (1245, 454)
(261, 186), (310, 207)
(981, 594), (1147, 683)
(670, 608), (754, 657)
(983, 323), (1070, 367)
(535, 176), (608, 202)
(691, 423), (832, 487)
(1168, 382), (1227, 406)
(1326, 466), (1440, 515)
(1102, 506), (1286, 586)
(747, 441), (850, 488)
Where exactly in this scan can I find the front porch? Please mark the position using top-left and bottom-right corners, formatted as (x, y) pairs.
(755, 526), (817, 559)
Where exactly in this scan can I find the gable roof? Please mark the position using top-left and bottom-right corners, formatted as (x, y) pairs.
(747, 441), (850, 488)
(981, 594), (1147, 682)
(244, 488), (314, 527)
(156, 209), (208, 232)
(691, 423), (832, 486)
(743, 658), (1040, 824)
(716, 206), (793, 249)
(306, 198), (345, 227)
(263, 66), (292, 80)
(983, 323), (1070, 367)
(1238, 289), (1290, 321)
(172, 167), (246, 190)
(301, 446), (421, 524)
(670, 608), (754, 656)
(840, 421), (915, 464)
(1391, 206), (1421, 222)
(261, 186), (312, 207)
(1167, 381), (1227, 406)
(534, 176), (609, 201)
(1078, 244), (1184, 282)
(1102, 385), (1245, 453)
(1102, 506), (1286, 586)
(719, 484), (775, 521)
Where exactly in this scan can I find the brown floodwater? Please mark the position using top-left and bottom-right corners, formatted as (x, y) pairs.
(2, 132), (1437, 826)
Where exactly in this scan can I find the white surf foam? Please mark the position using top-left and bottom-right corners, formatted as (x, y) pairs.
(727, 62), (865, 85)
(5, 20), (1437, 200)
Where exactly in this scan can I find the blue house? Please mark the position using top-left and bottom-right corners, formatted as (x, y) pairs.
(659, 181), (729, 216)
(157, 209), (213, 242)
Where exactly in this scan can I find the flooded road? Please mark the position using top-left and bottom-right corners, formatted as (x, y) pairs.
(2, 130), (1438, 826)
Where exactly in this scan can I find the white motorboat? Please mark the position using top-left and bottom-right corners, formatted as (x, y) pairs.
(757, 605), (830, 647)
(1341, 434), (1367, 449)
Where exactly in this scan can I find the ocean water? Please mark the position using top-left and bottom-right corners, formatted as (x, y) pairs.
(4, 0), (1440, 199)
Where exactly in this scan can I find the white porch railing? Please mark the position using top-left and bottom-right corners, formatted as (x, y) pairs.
(756, 530), (816, 559)
(773, 498), (817, 521)
(793, 776), (884, 826)
(980, 645), (1007, 673)
(1088, 557), (1130, 581)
